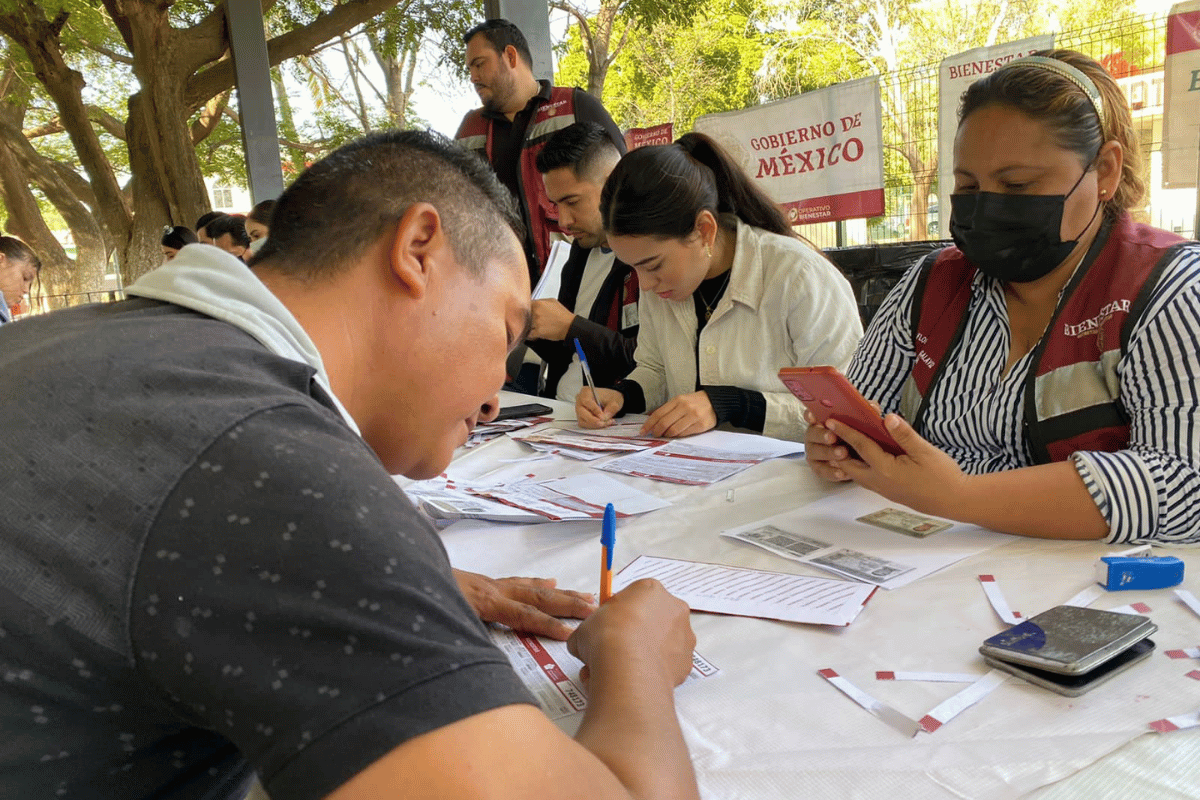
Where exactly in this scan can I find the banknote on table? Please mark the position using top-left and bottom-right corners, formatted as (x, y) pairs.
(737, 525), (830, 557)
(857, 507), (953, 538)
(809, 548), (914, 583)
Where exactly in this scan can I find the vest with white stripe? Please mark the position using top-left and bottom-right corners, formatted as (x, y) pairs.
(455, 86), (577, 272)
(900, 214), (1189, 463)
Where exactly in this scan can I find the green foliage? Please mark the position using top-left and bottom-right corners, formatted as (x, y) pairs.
(557, 0), (769, 132)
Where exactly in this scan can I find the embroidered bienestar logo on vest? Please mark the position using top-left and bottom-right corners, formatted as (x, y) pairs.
(1062, 299), (1131, 350)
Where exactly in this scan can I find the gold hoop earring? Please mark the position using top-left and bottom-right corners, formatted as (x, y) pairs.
(705, 244), (713, 259)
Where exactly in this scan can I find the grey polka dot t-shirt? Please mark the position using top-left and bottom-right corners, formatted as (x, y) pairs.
(0, 300), (534, 799)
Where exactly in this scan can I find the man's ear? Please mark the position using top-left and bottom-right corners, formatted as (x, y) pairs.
(388, 202), (450, 300)
(503, 44), (520, 69)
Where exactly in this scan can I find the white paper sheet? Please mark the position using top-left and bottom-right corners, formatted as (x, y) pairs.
(614, 555), (876, 627)
(721, 486), (1011, 589)
(532, 240), (571, 300)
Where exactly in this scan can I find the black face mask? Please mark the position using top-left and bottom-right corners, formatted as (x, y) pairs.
(949, 168), (1100, 284)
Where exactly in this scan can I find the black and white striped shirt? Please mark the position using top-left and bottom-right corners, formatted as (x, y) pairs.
(846, 242), (1200, 545)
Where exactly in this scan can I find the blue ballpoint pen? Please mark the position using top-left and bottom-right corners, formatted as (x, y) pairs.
(600, 503), (616, 603)
(573, 337), (603, 411)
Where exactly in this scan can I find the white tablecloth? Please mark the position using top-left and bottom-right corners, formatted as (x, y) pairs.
(429, 394), (1200, 799)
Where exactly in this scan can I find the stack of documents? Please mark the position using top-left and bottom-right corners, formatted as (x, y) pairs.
(510, 425), (666, 461)
(405, 473), (669, 523)
(466, 415), (552, 449)
(599, 431), (804, 485)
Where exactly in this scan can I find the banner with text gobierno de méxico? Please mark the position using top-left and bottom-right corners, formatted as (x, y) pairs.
(624, 123), (674, 151)
(936, 36), (1054, 238)
(1164, 1), (1200, 188)
(692, 76), (884, 224)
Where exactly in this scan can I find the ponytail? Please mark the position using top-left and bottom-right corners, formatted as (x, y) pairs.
(602, 132), (795, 240)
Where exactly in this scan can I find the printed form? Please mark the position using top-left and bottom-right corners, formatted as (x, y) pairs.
(489, 624), (718, 720)
(615, 555), (875, 627)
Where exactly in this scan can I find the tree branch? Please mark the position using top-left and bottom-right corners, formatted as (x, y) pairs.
(184, 0), (407, 111)
(551, 1), (595, 50)
(220, 106), (324, 153)
(190, 90), (231, 145)
(22, 105), (126, 141)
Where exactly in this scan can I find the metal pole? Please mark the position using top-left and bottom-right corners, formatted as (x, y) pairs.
(487, 0), (553, 82)
(225, 1), (284, 203)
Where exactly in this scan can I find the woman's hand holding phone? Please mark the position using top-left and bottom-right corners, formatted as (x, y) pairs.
(804, 410), (857, 482)
(821, 411), (974, 521)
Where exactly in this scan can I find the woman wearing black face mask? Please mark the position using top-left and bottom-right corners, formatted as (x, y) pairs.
(806, 49), (1200, 545)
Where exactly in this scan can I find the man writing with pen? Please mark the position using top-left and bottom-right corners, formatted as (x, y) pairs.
(526, 121), (640, 401)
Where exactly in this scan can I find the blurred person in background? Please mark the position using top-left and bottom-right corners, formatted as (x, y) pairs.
(161, 225), (199, 263)
(195, 211), (225, 244)
(0, 235), (40, 325)
(246, 199), (276, 262)
(206, 213), (252, 262)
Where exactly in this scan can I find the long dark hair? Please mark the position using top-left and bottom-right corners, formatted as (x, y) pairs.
(601, 132), (795, 240)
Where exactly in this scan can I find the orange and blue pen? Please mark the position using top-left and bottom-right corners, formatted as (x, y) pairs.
(600, 502), (616, 603)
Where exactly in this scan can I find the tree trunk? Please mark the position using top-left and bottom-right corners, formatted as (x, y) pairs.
(0, 82), (108, 297)
(120, 6), (213, 281)
(0, 144), (74, 298)
(272, 68), (307, 176)
(0, 4), (134, 263)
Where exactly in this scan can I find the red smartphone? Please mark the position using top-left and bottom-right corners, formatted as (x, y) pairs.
(778, 366), (905, 456)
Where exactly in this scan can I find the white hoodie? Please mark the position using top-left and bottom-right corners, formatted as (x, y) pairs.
(127, 243), (360, 436)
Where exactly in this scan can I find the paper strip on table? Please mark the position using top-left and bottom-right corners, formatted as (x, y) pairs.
(918, 670), (1007, 733)
(818, 668), (922, 737)
(979, 575), (1022, 624)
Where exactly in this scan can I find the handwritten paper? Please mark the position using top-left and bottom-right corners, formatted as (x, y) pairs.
(615, 555), (876, 627)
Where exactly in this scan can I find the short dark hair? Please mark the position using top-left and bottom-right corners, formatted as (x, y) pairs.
(535, 122), (621, 183)
(205, 214), (250, 248)
(0, 235), (39, 272)
(252, 129), (523, 281)
(161, 226), (198, 250)
(195, 211), (225, 233)
(247, 199), (276, 226)
(463, 18), (532, 69)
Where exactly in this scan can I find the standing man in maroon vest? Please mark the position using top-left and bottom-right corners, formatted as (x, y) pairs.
(455, 18), (625, 286)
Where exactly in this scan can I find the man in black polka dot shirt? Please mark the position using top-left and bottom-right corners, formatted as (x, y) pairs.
(0, 131), (698, 799)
